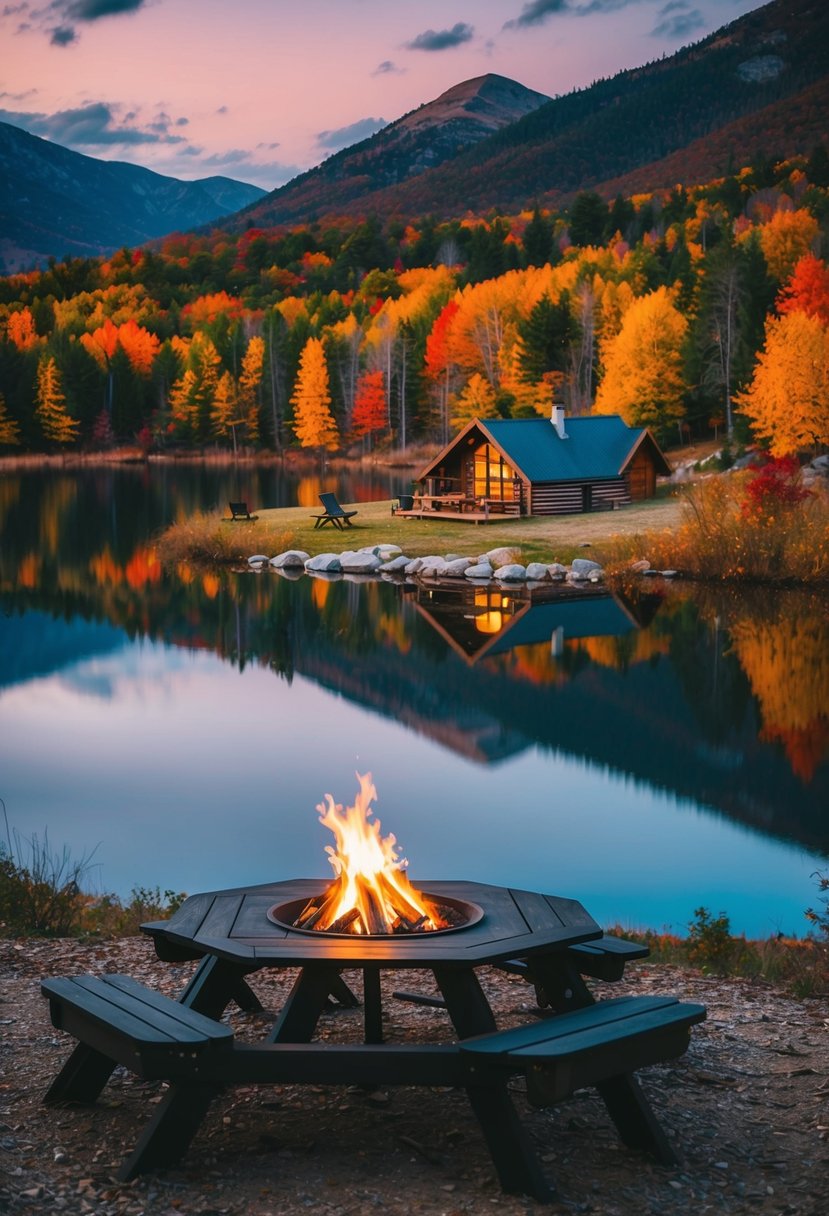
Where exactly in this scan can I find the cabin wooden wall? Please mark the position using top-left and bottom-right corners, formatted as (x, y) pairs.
(626, 449), (657, 500)
(529, 477), (630, 515)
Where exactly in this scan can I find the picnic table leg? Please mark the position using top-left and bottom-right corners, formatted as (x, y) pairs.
(178, 955), (263, 1019)
(521, 954), (593, 1012)
(464, 1082), (556, 1201)
(432, 966), (497, 1038)
(117, 1080), (220, 1180)
(596, 1073), (677, 1165)
(44, 1042), (117, 1106)
(269, 964), (345, 1042)
(363, 965), (383, 1044)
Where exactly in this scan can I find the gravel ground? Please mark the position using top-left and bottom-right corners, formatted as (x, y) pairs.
(2, 936), (827, 1216)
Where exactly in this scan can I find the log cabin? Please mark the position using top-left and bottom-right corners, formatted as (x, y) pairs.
(414, 408), (672, 516)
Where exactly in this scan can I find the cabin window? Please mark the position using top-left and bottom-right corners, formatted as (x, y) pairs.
(473, 443), (514, 501)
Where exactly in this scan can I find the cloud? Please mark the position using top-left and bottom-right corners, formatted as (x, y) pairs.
(503, 0), (569, 29)
(13, 0), (148, 45)
(316, 116), (387, 151)
(49, 23), (76, 43)
(216, 105), (229, 115)
(67, 0), (146, 20)
(503, 0), (639, 28)
(650, 2), (705, 39)
(405, 22), (474, 52)
(0, 101), (188, 147)
(373, 59), (402, 75)
(194, 148), (302, 188)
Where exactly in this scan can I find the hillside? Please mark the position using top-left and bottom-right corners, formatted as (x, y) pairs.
(222, 74), (550, 230)
(0, 123), (266, 272)
(231, 0), (827, 224)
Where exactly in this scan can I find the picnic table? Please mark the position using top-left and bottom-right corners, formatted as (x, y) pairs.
(41, 879), (706, 1200)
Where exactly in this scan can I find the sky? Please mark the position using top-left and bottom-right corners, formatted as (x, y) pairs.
(0, 0), (768, 191)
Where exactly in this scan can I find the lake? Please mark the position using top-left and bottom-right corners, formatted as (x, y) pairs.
(1, 463), (827, 938)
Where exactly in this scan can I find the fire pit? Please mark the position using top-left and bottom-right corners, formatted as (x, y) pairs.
(267, 772), (483, 937)
(267, 892), (484, 937)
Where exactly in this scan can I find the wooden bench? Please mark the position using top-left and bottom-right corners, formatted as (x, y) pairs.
(42, 973), (705, 1198)
(228, 501), (258, 521)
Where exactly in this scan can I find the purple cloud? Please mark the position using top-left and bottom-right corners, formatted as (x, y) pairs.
(405, 22), (474, 52)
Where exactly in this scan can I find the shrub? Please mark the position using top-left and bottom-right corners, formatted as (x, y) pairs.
(0, 833), (92, 936)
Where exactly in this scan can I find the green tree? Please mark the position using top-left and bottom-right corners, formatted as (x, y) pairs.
(568, 192), (610, 247)
(517, 292), (579, 385)
(35, 355), (78, 446)
(523, 205), (554, 267)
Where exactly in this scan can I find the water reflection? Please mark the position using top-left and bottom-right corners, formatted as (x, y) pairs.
(1, 468), (828, 933)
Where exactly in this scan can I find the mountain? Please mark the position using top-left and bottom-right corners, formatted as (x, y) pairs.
(225, 0), (827, 229)
(223, 74), (550, 230)
(0, 122), (267, 272)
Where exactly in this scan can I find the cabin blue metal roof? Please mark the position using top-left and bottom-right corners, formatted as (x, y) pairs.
(481, 416), (642, 482)
(483, 597), (638, 658)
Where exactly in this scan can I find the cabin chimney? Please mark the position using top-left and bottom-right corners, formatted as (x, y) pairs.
(551, 404), (568, 439)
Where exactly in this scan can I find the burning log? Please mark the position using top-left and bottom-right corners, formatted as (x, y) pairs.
(355, 874), (389, 935)
(294, 879), (343, 930)
(328, 907), (361, 934)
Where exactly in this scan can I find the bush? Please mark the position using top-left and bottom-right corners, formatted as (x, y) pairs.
(0, 833), (92, 936)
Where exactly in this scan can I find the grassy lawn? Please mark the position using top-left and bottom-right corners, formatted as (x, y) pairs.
(163, 490), (686, 567)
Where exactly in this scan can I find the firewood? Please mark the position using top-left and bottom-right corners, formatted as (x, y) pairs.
(297, 880), (342, 930)
(355, 875), (389, 935)
(329, 907), (360, 934)
(377, 872), (425, 924)
(294, 895), (323, 927)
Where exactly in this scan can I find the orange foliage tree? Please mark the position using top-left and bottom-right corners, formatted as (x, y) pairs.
(736, 311), (829, 455)
(0, 391), (21, 446)
(6, 307), (39, 351)
(35, 355), (78, 446)
(291, 337), (339, 452)
(755, 208), (819, 282)
(238, 335), (264, 445)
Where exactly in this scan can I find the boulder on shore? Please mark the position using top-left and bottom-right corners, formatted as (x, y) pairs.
(305, 553), (342, 573)
(270, 550), (310, 568)
(495, 563), (527, 582)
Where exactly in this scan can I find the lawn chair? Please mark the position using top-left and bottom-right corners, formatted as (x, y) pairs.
(228, 501), (258, 521)
(312, 492), (358, 530)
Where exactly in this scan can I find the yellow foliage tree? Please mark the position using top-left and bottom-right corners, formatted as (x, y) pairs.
(35, 355), (78, 446)
(450, 372), (498, 428)
(238, 335), (264, 444)
(735, 311), (829, 455)
(291, 337), (339, 451)
(0, 391), (21, 446)
(593, 286), (687, 433)
(210, 371), (237, 439)
(755, 208), (819, 282)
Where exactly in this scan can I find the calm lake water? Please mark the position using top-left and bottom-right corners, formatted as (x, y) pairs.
(1, 463), (827, 938)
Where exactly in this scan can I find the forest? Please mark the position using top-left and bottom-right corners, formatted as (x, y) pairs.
(0, 147), (828, 460)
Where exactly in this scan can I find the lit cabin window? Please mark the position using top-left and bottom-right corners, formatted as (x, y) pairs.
(473, 443), (514, 501)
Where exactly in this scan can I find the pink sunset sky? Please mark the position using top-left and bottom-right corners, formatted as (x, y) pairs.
(1, 0), (766, 190)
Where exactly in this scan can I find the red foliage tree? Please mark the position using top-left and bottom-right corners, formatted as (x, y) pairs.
(776, 255), (829, 325)
(351, 370), (387, 444)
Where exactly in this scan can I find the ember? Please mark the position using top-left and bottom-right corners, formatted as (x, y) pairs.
(292, 773), (449, 935)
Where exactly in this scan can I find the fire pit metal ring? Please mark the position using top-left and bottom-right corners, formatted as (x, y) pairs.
(267, 892), (485, 938)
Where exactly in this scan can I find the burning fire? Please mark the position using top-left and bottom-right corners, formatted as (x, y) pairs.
(293, 773), (447, 935)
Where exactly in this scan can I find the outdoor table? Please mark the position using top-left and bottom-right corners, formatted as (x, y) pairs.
(43, 879), (706, 1200)
(141, 878), (603, 1043)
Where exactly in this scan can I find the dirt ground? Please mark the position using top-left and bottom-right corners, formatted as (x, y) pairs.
(1, 936), (827, 1216)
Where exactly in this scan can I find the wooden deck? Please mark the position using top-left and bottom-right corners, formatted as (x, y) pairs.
(395, 508), (516, 525)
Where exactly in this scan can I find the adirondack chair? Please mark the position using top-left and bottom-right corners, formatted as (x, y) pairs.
(228, 501), (258, 521)
(312, 492), (358, 530)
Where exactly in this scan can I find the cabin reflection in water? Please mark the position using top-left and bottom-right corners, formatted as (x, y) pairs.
(410, 582), (658, 665)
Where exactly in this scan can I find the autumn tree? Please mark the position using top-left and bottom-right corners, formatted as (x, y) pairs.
(35, 355), (78, 446)
(594, 287), (688, 438)
(424, 298), (461, 443)
(735, 310), (829, 455)
(755, 208), (819, 282)
(6, 307), (39, 352)
(777, 255), (829, 325)
(450, 372), (498, 429)
(0, 392), (21, 446)
(291, 337), (339, 452)
(210, 371), (238, 439)
(351, 370), (387, 449)
(238, 335), (264, 445)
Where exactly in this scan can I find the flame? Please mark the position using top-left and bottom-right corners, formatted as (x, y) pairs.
(312, 772), (444, 934)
